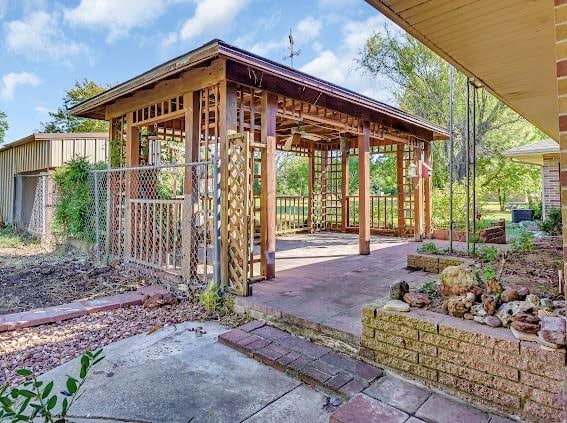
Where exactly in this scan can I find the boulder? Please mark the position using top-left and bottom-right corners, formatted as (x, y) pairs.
(470, 303), (487, 318)
(516, 287), (529, 299)
(482, 295), (498, 315)
(484, 316), (502, 328)
(510, 313), (540, 334)
(389, 281), (410, 300)
(486, 278), (503, 294)
(447, 296), (468, 318)
(440, 265), (479, 296)
(540, 298), (554, 309)
(383, 299), (410, 312)
(495, 301), (533, 327)
(500, 289), (520, 303)
(539, 316), (566, 346)
(525, 294), (540, 308)
(403, 292), (431, 308)
(143, 292), (178, 309)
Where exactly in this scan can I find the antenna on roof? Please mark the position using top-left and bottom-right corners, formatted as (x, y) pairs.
(284, 28), (301, 68)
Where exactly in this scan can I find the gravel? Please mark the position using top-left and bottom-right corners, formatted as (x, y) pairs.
(0, 300), (248, 387)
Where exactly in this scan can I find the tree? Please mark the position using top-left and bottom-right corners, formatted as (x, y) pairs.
(42, 80), (109, 133)
(358, 28), (544, 189)
(0, 111), (8, 144)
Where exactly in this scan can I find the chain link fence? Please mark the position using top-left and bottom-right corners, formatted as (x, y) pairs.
(13, 173), (54, 238)
(85, 161), (220, 286)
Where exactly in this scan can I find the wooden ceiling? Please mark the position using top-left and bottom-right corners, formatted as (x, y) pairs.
(366, 0), (558, 140)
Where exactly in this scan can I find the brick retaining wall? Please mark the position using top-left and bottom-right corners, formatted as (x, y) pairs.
(360, 305), (566, 422)
(407, 253), (470, 273)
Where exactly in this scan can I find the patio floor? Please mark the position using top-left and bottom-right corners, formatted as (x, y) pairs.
(237, 232), (432, 345)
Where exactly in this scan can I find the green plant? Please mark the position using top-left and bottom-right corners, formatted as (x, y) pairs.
(0, 349), (103, 422)
(483, 265), (496, 281)
(199, 282), (222, 312)
(510, 230), (535, 253)
(417, 242), (438, 254)
(476, 246), (499, 262)
(419, 279), (439, 299)
(0, 227), (33, 249)
(538, 208), (562, 236)
(52, 158), (107, 243)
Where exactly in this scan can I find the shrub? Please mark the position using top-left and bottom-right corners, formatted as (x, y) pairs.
(419, 279), (439, 299)
(417, 242), (438, 254)
(538, 208), (562, 236)
(510, 230), (535, 253)
(199, 282), (222, 312)
(483, 265), (496, 281)
(0, 350), (103, 422)
(476, 246), (499, 262)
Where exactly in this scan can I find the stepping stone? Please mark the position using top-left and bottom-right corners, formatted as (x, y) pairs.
(383, 300), (410, 312)
(415, 393), (489, 423)
(364, 375), (430, 414)
(330, 394), (409, 423)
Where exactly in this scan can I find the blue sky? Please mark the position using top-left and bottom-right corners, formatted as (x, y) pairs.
(0, 0), (394, 142)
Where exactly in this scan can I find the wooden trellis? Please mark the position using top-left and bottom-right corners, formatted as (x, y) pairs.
(222, 132), (252, 296)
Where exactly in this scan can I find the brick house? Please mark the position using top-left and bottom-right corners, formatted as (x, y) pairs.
(504, 139), (559, 219)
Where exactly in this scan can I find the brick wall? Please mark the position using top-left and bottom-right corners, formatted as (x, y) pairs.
(407, 253), (470, 274)
(361, 306), (566, 422)
(542, 154), (560, 219)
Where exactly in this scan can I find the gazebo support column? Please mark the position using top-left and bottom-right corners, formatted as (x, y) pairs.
(341, 138), (349, 232)
(423, 141), (432, 238)
(261, 92), (277, 279)
(124, 114), (139, 259)
(308, 146), (314, 232)
(358, 121), (370, 255)
(396, 144), (405, 236)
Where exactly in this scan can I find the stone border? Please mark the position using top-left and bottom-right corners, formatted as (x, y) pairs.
(361, 305), (566, 422)
(407, 253), (471, 273)
(0, 286), (166, 332)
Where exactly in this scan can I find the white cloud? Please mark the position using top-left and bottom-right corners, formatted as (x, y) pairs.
(34, 105), (52, 114)
(1, 72), (40, 99)
(0, 0), (8, 19)
(5, 11), (86, 60)
(301, 51), (344, 84)
(64, 0), (169, 43)
(295, 16), (322, 43)
(180, 0), (247, 41)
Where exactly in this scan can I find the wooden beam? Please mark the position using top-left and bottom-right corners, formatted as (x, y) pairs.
(261, 92), (277, 279)
(397, 145), (405, 236)
(124, 112), (139, 259)
(341, 139), (349, 232)
(424, 141), (432, 238)
(358, 121), (370, 255)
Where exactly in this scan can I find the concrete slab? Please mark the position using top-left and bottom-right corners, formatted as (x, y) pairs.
(415, 393), (490, 423)
(329, 394), (409, 423)
(364, 374), (431, 414)
(39, 321), (333, 423)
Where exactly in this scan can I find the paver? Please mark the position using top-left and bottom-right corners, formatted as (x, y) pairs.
(415, 393), (490, 423)
(364, 374), (431, 414)
(329, 394), (409, 423)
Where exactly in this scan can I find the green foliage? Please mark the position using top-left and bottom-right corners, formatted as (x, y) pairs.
(419, 279), (439, 299)
(0, 111), (8, 145)
(538, 209), (562, 236)
(431, 183), (469, 228)
(199, 283), (222, 312)
(41, 80), (109, 133)
(0, 349), (103, 422)
(476, 246), (499, 262)
(0, 227), (34, 248)
(52, 158), (107, 242)
(483, 266), (496, 282)
(510, 230), (535, 253)
(417, 242), (438, 254)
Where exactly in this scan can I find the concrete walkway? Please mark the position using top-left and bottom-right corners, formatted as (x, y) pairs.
(40, 321), (334, 423)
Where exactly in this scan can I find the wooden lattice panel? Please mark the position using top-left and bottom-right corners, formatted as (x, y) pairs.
(223, 132), (251, 296)
(402, 141), (418, 235)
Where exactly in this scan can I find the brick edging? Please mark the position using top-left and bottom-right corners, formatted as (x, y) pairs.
(0, 286), (166, 332)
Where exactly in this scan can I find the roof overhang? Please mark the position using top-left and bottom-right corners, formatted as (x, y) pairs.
(70, 40), (448, 140)
(0, 132), (109, 152)
(503, 140), (559, 166)
(365, 0), (558, 140)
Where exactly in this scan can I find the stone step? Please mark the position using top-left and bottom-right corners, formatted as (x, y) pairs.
(218, 320), (383, 398)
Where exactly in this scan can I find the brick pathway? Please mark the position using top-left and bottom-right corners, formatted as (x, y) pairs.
(221, 321), (516, 423)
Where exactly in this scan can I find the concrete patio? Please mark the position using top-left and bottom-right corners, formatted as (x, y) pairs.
(238, 233), (432, 345)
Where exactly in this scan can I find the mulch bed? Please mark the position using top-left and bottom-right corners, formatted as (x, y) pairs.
(0, 299), (248, 387)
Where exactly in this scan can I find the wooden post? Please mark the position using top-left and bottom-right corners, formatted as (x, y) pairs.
(341, 138), (349, 232)
(182, 91), (200, 280)
(414, 141), (423, 241)
(358, 121), (370, 255)
(124, 113), (139, 259)
(308, 146), (314, 232)
(396, 144), (405, 236)
(424, 141), (432, 238)
(261, 92), (277, 279)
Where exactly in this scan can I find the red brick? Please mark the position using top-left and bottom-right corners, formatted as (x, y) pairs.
(238, 320), (266, 332)
(338, 378), (370, 397)
(299, 365), (332, 385)
(324, 371), (354, 391)
(330, 394), (409, 423)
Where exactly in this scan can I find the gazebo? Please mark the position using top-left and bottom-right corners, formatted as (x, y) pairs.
(70, 39), (448, 296)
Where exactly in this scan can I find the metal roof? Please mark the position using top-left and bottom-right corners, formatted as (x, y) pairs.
(0, 132), (108, 152)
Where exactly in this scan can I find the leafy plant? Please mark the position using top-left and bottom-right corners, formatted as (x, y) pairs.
(199, 282), (222, 312)
(0, 227), (33, 249)
(417, 242), (439, 254)
(0, 349), (104, 422)
(419, 279), (439, 299)
(510, 230), (535, 253)
(476, 246), (499, 262)
(483, 265), (496, 281)
(538, 208), (562, 236)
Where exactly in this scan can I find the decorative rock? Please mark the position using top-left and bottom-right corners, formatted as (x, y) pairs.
(484, 316), (502, 327)
(440, 265), (479, 296)
(463, 313), (474, 320)
(500, 288), (520, 303)
(495, 301), (533, 327)
(389, 281), (410, 300)
(383, 300), (410, 312)
(403, 292), (431, 308)
(525, 294), (540, 307)
(447, 297), (468, 318)
(516, 287), (529, 299)
(473, 315), (484, 324)
(482, 295), (498, 315)
(142, 292), (178, 309)
(539, 316), (566, 346)
(486, 278), (503, 294)
(465, 292), (476, 303)
(537, 309), (554, 319)
(553, 308), (566, 317)
(540, 298), (554, 309)
(470, 303), (486, 318)
(510, 326), (539, 342)
(553, 300), (565, 309)
(510, 313), (540, 334)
